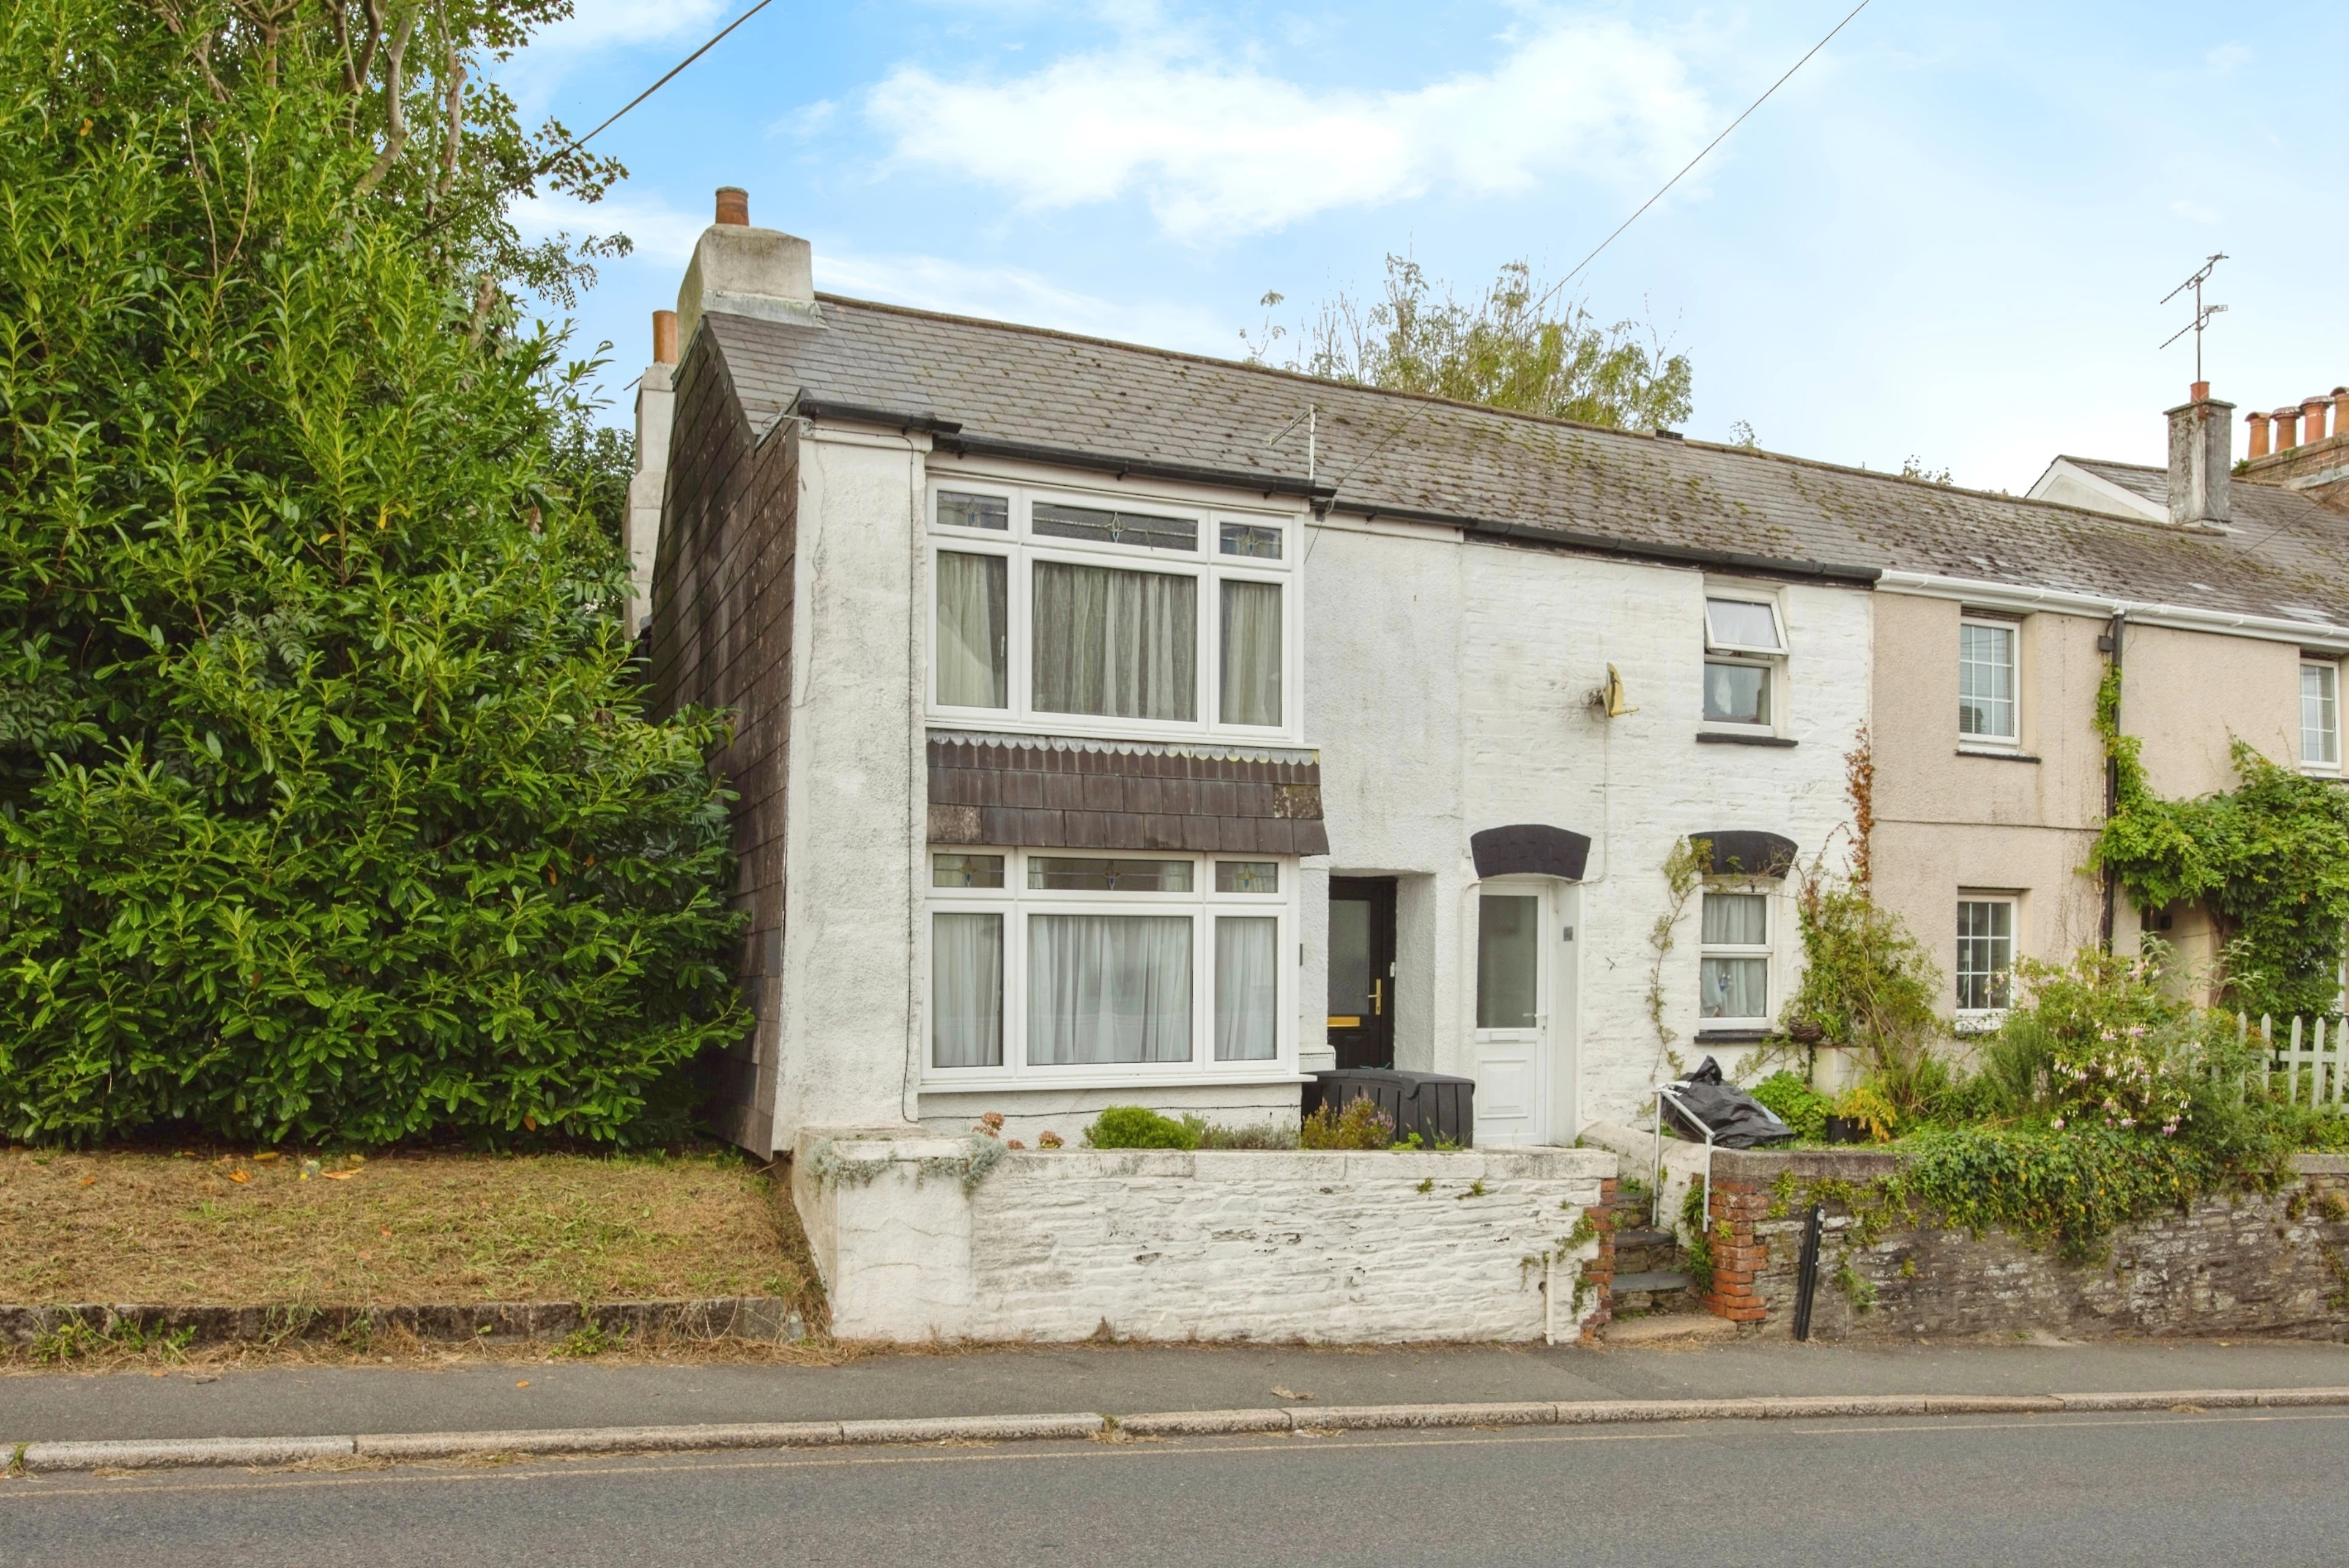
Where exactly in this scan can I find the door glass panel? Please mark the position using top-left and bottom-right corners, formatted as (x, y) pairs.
(1477, 894), (1539, 1030)
(1328, 899), (1372, 1016)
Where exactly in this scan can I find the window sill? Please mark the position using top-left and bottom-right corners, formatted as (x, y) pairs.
(1696, 731), (1796, 748)
(1956, 746), (2039, 762)
(919, 1070), (1315, 1095)
(1693, 1027), (1772, 1043)
(1953, 1012), (2009, 1035)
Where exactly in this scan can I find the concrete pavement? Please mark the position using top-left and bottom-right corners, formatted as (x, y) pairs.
(6, 1336), (2345, 1446)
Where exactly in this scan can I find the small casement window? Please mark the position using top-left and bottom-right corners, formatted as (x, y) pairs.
(2303, 662), (2340, 768)
(1702, 596), (1783, 730)
(1955, 897), (2016, 1014)
(1698, 891), (1770, 1024)
(1959, 619), (2019, 742)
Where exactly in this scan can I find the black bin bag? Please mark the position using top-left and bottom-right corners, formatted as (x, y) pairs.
(1660, 1057), (1793, 1150)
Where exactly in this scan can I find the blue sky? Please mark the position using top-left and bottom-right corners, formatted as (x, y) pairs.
(505, 1), (2348, 494)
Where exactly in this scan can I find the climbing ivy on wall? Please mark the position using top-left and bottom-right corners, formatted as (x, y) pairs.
(2091, 665), (2349, 1018)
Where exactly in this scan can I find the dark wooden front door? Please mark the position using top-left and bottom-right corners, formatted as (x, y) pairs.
(1327, 877), (1397, 1070)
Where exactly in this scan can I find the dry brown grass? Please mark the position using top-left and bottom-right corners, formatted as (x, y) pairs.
(0, 1146), (812, 1307)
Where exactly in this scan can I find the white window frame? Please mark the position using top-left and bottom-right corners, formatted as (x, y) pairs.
(925, 478), (1301, 746)
(1958, 615), (2021, 747)
(921, 847), (1299, 1089)
(2302, 659), (2340, 773)
(1696, 885), (1774, 1031)
(1954, 893), (2019, 1028)
(1701, 590), (1786, 737)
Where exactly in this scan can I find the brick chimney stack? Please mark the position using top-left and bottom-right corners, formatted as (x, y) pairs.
(2165, 384), (2235, 526)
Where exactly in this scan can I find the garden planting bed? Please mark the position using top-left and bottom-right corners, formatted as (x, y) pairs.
(0, 1146), (822, 1365)
(1699, 1147), (2349, 1340)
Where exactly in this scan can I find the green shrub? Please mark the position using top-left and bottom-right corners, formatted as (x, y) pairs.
(1085, 1106), (1200, 1150)
(1749, 1071), (1830, 1141)
(1187, 1117), (1299, 1150)
(0, 0), (743, 1146)
(1299, 1096), (1395, 1150)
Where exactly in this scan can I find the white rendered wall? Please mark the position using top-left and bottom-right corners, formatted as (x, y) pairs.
(625, 362), (673, 635)
(770, 428), (933, 1146)
(1304, 519), (1874, 1130)
(795, 1129), (1614, 1343)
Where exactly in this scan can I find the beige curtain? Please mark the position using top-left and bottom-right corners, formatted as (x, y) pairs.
(1219, 579), (1282, 726)
(936, 552), (1008, 708)
(1033, 561), (1195, 721)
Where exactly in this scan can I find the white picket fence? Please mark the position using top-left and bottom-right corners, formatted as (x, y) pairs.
(2235, 1015), (2348, 1109)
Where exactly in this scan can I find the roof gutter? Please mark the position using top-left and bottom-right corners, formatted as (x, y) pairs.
(1876, 569), (2349, 652)
(1330, 500), (1882, 585)
(801, 399), (1337, 502)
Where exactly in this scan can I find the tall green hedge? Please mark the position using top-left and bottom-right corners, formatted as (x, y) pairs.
(0, 0), (744, 1145)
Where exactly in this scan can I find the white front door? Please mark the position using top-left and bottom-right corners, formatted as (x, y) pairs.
(1466, 888), (1541, 1147)
(1472, 883), (1575, 1146)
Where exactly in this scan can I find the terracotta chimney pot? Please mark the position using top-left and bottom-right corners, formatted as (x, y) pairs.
(652, 309), (678, 365)
(2246, 409), (2271, 459)
(2304, 395), (2332, 445)
(2335, 387), (2349, 440)
(714, 187), (749, 226)
(2191, 381), (2210, 403)
(2274, 406), (2300, 450)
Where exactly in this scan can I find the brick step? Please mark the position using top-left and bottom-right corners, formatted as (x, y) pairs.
(1611, 1269), (1694, 1294)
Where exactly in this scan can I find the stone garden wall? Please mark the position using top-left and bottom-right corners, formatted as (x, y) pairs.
(1702, 1149), (2349, 1340)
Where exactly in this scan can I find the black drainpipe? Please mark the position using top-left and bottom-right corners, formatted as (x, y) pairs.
(2099, 611), (2126, 952)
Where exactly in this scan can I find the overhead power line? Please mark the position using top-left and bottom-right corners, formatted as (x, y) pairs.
(1542, 0), (1878, 303)
(533, 0), (781, 174)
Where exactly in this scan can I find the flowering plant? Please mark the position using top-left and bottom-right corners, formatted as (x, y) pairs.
(2049, 1027), (2194, 1136)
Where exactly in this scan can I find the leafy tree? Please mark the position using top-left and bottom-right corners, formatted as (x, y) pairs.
(1247, 256), (1694, 431)
(0, 0), (743, 1145)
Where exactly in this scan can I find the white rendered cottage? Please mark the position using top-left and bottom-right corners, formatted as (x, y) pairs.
(640, 198), (1873, 1162)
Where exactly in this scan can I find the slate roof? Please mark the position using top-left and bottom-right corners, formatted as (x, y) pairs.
(699, 301), (2349, 630)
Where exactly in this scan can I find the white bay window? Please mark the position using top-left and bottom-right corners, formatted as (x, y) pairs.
(926, 849), (1296, 1084)
(928, 481), (1296, 741)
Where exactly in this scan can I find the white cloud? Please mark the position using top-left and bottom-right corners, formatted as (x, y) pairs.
(2205, 42), (2253, 72)
(534, 0), (725, 52)
(513, 191), (708, 262)
(864, 20), (1711, 240)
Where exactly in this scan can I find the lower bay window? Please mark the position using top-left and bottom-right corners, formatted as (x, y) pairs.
(926, 848), (1295, 1083)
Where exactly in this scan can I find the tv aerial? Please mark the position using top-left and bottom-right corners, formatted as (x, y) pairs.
(2158, 253), (2228, 383)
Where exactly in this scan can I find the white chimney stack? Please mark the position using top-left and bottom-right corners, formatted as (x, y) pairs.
(674, 185), (820, 352)
(2165, 382), (2234, 526)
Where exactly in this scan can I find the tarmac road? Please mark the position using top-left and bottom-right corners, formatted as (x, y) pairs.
(8, 1405), (2345, 1567)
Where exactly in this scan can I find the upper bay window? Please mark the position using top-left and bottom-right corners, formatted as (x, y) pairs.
(1702, 593), (1784, 732)
(2302, 660), (2339, 770)
(926, 848), (1294, 1085)
(929, 483), (1295, 741)
(1959, 617), (2019, 745)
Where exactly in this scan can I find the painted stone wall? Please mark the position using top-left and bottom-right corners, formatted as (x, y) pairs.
(793, 1129), (1615, 1343)
(1701, 1149), (2349, 1340)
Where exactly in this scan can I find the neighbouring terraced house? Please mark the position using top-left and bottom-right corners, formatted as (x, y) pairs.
(631, 189), (2349, 1169)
